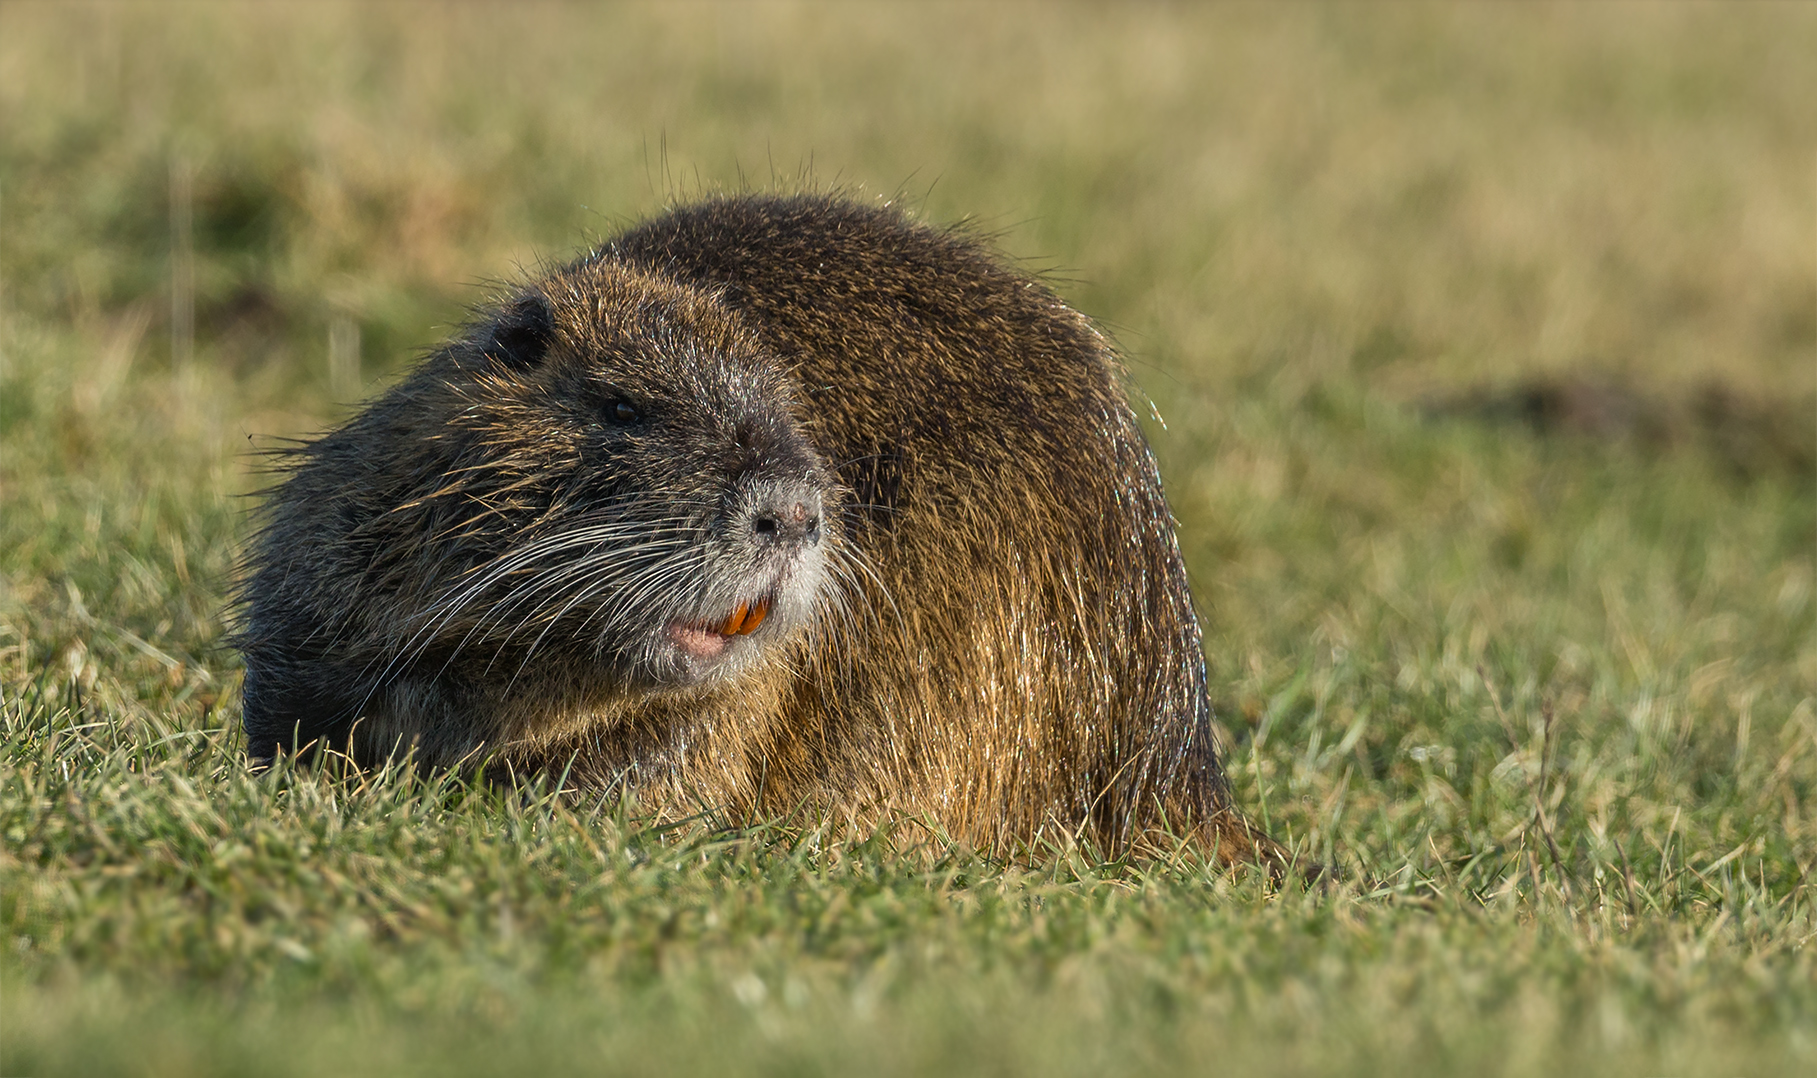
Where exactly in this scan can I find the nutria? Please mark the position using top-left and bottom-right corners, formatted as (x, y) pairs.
(235, 192), (1282, 868)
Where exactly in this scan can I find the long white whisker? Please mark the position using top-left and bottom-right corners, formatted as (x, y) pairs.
(345, 508), (704, 715)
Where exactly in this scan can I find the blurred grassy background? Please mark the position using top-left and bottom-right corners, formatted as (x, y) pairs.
(3, 3), (1814, 1076)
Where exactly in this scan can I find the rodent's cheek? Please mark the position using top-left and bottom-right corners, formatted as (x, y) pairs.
(611, 455), (736, 514)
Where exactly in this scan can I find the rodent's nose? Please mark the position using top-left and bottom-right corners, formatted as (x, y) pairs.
(750, 487), (824, 548)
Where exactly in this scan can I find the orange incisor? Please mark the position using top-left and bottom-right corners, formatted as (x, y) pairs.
(717, 598), (770, 636)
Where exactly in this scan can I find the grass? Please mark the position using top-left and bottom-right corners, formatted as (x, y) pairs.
(2, 3), (1813, 1075)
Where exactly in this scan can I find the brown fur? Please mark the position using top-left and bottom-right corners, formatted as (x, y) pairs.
(236, 193), (1282, 869)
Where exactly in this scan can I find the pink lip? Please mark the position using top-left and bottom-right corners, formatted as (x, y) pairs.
(667, 622), (731, 661)
(667, 595), (774, 661)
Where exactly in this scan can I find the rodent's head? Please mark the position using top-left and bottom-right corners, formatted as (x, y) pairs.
(370, 260), (839, 699)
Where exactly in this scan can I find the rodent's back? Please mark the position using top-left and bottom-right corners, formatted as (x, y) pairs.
(596, 195), (1233, 854)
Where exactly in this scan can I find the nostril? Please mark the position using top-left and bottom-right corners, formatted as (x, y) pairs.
(748, 490), (825, 545)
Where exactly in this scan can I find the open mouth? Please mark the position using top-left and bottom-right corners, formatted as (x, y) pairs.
(666, 595), (773, 662)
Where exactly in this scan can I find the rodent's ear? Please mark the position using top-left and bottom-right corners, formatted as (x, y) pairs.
(484, 293), (555, 369)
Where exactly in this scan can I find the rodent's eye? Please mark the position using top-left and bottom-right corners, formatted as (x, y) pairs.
(610, 400), (641, 424)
